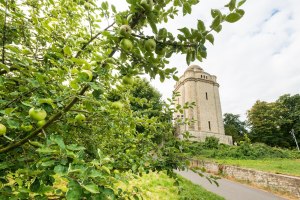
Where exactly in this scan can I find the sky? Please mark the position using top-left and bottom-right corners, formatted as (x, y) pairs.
(112, 0), (300, 120)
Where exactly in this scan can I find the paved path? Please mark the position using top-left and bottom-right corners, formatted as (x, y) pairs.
(176, 170), (287, 200)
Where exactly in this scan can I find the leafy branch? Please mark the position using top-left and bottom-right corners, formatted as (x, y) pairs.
(0, 11), (145, 153)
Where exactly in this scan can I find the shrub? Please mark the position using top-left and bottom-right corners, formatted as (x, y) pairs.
(204, 137), (219, 149)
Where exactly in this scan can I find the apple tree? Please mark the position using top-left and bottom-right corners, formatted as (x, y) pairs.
(0, 0), (245, 198)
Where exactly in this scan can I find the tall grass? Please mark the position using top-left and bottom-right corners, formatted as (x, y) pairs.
(117, 171), (224, 200)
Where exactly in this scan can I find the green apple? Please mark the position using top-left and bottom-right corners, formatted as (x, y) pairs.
(141, 0), (153, 11)
(0, 123), (7, 136)
(122, 75), (134, 85)
(29, 108), (47, 121)
(21, 124), (33, 132)
(111, 101), (124, 109)
(145, 39), (156, 52)
(37, 120), (46, 127)
(120, 39), (133, 51)
(75, 113), (86, 123)
(80, 70), (93, 81)
(119, 25), (132, 37)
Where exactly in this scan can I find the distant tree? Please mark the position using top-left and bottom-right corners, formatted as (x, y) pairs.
(223, 113), (247, 143)
(276, 94), (300, 147)
(247, 94), (300, 148)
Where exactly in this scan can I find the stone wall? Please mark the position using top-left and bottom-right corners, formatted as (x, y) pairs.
(190, 159), (300, 199)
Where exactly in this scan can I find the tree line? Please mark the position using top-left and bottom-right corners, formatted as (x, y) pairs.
(224, 94), (300, 148)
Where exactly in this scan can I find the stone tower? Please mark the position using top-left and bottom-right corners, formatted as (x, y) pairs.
(173, 64), (232, 145)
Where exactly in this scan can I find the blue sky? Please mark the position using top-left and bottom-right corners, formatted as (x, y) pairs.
(113, 0), (300, 120)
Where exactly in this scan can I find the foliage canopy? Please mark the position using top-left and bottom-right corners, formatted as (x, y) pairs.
(0, 0), (245, 198)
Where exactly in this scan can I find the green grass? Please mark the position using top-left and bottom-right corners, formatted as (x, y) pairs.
(118, 171), (224, 200)
(214, 158), (300, 177)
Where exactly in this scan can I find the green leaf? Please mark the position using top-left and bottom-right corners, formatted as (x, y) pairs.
(66, 144), (86, 151)
(111, 4), (117, 13)
(225, 13), (242, 23)
(71, 58), (88, 65)
(63, 46), (72, 57)
(51, 135), (66, 150)
(66, 180), (82, 200)
(210, 15), (221, 30)
(238, 0), (246, 7)
(197, 20), (205, 32)
(5, 44), (20, 53)
(215, 25), (222, 33)
(30, 178), (40, 192)
(82, 183), (100, 193)
(173, 75), (179, 81)
(186, 52), (192, 65)
(183, 2), (191, 15)
(7, 119), (19, 129)
(225, 0), (236, 11)
(37, 147), (58, 154)
(0, 63), (9, 72)
(211, 9), (221, 18)
(41, 160), (56, 167)
(178, 27), (190, 37)
(88, 169), (103, 178)
(0, 162), (13, 170)
(101, 166), (110, 174)
(157, 28), (168, 40)
(148, 20), (158, 34)
(101, 2), (109, 10)
(4, 108), (16, 115)
(206, 34), (214, 44)
(54, 165), (68, 176)
(236, 9), (245, 16)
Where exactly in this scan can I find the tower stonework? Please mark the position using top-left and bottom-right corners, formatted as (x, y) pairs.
(173, 65), (232, 145)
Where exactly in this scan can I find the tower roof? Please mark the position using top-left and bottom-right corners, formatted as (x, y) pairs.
(185, 64), (204, 72)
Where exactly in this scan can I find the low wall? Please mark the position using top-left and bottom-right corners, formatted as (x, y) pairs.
(190, 159), (300, 198)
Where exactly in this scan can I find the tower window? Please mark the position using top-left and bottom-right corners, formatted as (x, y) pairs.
(208, 121), (211, 130)
(205, 92), (208, 100)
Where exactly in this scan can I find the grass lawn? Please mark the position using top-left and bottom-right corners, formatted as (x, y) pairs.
(213, 158), (300, 177)
(119, 171), (224, 200)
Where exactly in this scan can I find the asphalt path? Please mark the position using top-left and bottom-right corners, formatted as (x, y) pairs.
(176, 170), (287, 200)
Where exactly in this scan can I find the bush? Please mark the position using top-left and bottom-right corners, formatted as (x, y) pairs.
(204, 137), (219, 149)
(184, 140), (300, 160)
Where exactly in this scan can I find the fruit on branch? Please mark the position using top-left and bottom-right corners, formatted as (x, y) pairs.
(29, 108), (47, 121)
(0, 123), (7, 136)
(122, 75), (134, 85)
(119, 25), (132, 37)
(111, 101), (124, 109)
(141, 0), (154, 11)
(37, 120), (46, 127)
(80, 70), (93, 82)
(120, 39), (133, 51)
(21, 124), (33, 132)
(75, 113), (86, 123)
(145, 39), (156, 52)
